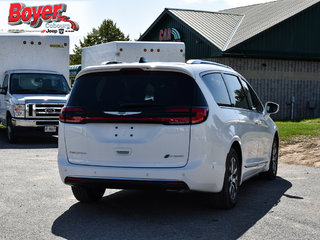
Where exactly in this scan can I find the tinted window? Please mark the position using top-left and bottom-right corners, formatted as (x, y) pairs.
(248, 84), (264, 113)
(202, 73), (231, 106)
(193, 84), (208, 107)
(69, 71), (207, 111)
(223, 74), (249, 109)
(10, 73), (70, 94)
(238, 78), (253, 109)
(3, 75), (8, 88)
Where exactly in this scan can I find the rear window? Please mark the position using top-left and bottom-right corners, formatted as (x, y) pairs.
(68, 71), (206, 111)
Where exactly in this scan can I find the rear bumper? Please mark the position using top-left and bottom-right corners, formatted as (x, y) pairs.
(65, 176), (189, 190)
(58, 155), (226, 193)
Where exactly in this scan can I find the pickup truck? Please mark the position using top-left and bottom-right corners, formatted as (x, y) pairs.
(0, 35), (70, 143)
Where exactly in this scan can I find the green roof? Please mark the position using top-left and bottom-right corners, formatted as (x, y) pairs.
(140, 0), (320, 54)
(168, 9), (243, 50)
(219, 0), (320, 49)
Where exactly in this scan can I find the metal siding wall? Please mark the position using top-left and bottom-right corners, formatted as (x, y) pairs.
(228, 3), (320, 60)
(208, 57), (320, 120)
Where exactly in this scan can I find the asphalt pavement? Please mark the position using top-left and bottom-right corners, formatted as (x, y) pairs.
(0, 128), (319, 240)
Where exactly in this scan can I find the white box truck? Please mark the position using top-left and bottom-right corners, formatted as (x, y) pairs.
(81, 41), (185, 69)
(0, 34), (70, 143)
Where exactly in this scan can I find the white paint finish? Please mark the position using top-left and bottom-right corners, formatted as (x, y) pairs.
(235, 108), (273, 180)
(11, 94), (68, 103)
(58, 60), (278, 193)
(82, 41), (185, 69)
(65, 123), (190, 168)
(0, 35), (69, 84)
(0, 35), (70, 129)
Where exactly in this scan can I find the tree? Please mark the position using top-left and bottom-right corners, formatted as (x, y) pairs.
(70, 19), (130, 65)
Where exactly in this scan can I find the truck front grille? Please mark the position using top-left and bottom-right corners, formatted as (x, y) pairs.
(26, 103), (65, 119)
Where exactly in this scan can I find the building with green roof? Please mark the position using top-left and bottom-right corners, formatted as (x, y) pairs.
(140, 0), (320, 120)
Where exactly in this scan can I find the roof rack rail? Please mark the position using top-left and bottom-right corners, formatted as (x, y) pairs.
(187, 59), (233, 70)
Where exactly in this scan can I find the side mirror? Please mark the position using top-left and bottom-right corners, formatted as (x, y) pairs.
(0, 87), (7, 95)
(265, 101), (279, 115)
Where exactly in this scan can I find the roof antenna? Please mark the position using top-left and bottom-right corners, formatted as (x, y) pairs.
(139, 57), (148, 63)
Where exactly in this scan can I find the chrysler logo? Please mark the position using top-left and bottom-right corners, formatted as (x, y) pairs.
(104, 111), (142, 116)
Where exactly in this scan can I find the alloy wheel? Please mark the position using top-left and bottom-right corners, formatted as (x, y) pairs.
(228, 156), (239, 201)
(271, 141), (278, 175)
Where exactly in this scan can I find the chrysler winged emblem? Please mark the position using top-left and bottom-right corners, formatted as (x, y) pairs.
(104, 112), (141, 116)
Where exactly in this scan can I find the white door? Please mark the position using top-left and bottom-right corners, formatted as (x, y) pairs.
(238, 77), (273, 178)
(222, 74), (268, 178)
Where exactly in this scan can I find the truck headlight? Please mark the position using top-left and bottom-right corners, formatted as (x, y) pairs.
(13, 104), (25, 118)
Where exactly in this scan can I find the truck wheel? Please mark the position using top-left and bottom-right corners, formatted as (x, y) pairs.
(7, 117), (17, 144)
(71, 186), (105, 203)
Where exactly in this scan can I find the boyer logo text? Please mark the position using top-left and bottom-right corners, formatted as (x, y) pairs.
(8, 3), (79, 32)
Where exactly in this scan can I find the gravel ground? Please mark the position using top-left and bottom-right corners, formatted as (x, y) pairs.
(0, 129), (319, 240)
(280, 137), (320, 168)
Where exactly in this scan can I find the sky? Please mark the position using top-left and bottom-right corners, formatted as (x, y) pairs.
(0, 0), (275, 53)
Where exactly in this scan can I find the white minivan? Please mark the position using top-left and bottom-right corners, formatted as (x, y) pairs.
(58, 60), (279, 209)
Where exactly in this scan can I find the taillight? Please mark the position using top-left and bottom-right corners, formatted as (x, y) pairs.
(59, 107), (85, 123)
(59, 107), (208, 125)
(165, 108), (208, 124)
(162, 108), (191, 124)
(191, 108), (208, 124)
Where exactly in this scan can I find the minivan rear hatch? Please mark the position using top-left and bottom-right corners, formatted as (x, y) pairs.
(61, 69), (207, 168)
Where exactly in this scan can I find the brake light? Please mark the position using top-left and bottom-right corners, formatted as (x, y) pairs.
(165, 108), (208, 124)
(120, 68), (143, 71)
(59, 107), (208, 125)
(59, 107), (85, 123)
(191, 108), (208, 124)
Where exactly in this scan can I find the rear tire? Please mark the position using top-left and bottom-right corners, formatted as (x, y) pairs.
(71, 186), (105, 203)
(209, 148), (240, 209)
(260, 137), (278, 180)
(7, 117), (17, 144)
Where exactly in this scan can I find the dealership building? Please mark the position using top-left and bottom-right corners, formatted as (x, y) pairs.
(139, 0), (320, 120)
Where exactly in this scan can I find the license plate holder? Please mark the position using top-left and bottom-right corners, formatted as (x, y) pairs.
(44, 126), (57, 133)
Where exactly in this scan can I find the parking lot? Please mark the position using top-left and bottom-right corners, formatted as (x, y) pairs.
(0, 128), (319, 240)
